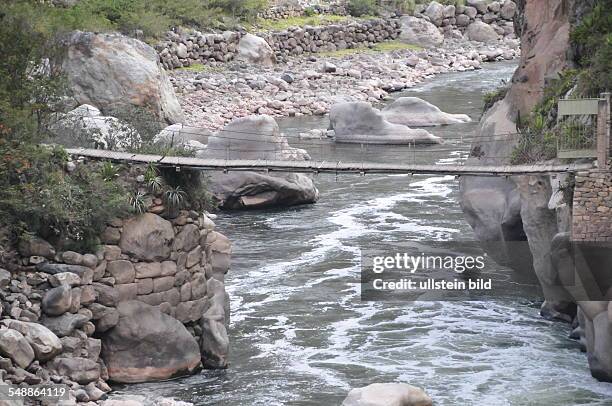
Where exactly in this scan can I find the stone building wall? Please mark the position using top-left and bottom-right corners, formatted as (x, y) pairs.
(156, 18), (400, 70)
(0, 210), (231, 403)
(572, 169), (612, 241)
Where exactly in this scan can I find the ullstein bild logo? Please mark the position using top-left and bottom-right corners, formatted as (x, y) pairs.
(360, 241), (612, 302)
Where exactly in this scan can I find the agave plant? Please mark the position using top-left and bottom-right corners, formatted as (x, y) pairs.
(128, 191), (147, 215)
(100, 161), (120, 181)
(163, 186), (187, 211)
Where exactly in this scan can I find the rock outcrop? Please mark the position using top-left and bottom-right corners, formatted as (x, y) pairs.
(382, 97), (471, 127)
(101, 301), (201, 383)
(330, 102), (443, 144)
(342, 383), (432, 406)
(198, 115), (319, 209)
(460, 0), (612, 383)
(62, 31), (184, 124)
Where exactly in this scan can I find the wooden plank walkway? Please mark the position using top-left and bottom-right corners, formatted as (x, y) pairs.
(66, 148), (595, 177)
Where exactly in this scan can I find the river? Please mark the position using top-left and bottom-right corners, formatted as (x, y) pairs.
(123, 61), (612, 405)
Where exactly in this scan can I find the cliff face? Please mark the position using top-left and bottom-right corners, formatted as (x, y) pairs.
(460, 0), (612, 382)
(460, 0), (573, 270)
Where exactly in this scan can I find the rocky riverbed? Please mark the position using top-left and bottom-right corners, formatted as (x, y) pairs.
(171, 36), (519, 130)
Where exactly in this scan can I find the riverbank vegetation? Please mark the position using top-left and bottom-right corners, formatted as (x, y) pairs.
(510, 0), (610, 164)
(0, 3), (213, 252)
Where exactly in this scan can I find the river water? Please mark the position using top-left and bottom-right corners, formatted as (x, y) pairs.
(125, 61), (612, 405)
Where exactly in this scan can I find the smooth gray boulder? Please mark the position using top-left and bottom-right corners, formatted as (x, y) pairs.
(198, 115), (319, 209)
(1, 320), (62, 362)
(399, 16), (443, 48)
(237, 33), (276, 66)
(101, 301), (201, 383)
(330, 102), (442, 145)
(382, 97), (472, 127)
(120, 214), (175, 261)
(62, 31), (183, 124)
(466, 21), (499, 43)
(342, 383), (432, 406)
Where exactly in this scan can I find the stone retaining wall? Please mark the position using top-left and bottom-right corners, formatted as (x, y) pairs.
(258, 1), (348, 19)
(413, 0), (517, 39)
(156, 18), (400, 69)
(0, 210), (231, 403)
(572, 169), (612, 241)
(261, 18), (401, 57)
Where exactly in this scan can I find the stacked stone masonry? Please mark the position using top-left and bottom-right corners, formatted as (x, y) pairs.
(156, 18), (401, 70)
(0, 211), (231, 403)
(572, 169), (612, 241)
(413, 0), (517, 38)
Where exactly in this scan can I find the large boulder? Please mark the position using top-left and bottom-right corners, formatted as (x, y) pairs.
(382, 97), (472, 127)
(236, 34), (276, 66)
(101, 301), (201, 383)
(119, 214), (175, 261)
(198, 115), (319, 209)
(399, 16), (443, 48)
(50, 105), (141, 150)
(329, 102), (442, 145)
(1, 320), (62, 362)
(61, 31), (183, 124)
(466, 21), (499, 43)
(342, 383), (432, 406)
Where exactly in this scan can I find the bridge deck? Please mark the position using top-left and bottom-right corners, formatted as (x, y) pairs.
(66, 148), (594, 176)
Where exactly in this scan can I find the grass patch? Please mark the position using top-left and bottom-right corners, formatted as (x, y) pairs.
(318, 40), (422, 57)
(252, 14), (372, 31)
(175, 63), (226, 73)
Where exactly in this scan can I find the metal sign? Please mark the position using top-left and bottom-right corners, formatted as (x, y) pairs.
(558, 98), (600, 116)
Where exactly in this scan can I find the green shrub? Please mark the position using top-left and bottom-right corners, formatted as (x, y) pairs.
(303, 7), (317, 17)
(483, 86), (509, 111)
(570, 1), (612, 96)
(348, 0), (378, 17)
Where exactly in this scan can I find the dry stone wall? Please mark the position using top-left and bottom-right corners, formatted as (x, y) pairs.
(572, 169), (612, 242)
(0, 210), (231, 403)
(156, 18), (401, 70)
(413, 0), (517, 39)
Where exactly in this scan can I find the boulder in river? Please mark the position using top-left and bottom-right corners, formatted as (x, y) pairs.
(342, 383), (432, 406)
(101, 301), (201, 383)
(61, 31), (183, 124)
(381, 97), (472, 127)
(399, 16), (444, 48)
(198, 115), (319, 210)
(329, 102), (442, 145)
